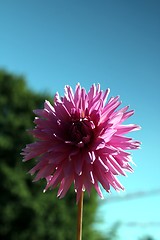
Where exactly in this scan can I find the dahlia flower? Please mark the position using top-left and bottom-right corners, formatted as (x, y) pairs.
(22, 84), (141, 202)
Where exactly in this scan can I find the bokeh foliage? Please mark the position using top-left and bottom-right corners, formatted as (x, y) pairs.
(0, 69), (108, 240)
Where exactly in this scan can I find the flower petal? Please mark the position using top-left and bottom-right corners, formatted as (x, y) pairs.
(22, 83), (141, 202)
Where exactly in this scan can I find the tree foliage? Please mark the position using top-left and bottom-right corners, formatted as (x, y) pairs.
(0, 69), (107, 240)
(139, 236), (156, 240)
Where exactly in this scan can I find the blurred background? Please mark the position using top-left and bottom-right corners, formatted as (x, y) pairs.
(0, 0), (160, 239)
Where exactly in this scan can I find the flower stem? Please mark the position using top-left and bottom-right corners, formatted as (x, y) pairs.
(77, 191), (84, 240)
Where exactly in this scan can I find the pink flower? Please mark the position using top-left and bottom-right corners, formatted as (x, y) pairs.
(22, 84), (141, 202)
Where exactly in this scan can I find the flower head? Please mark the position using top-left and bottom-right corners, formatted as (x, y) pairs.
(22, 84), (141, 202)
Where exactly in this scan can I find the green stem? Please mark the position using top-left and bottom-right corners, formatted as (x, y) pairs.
(77, 191), (84, 240)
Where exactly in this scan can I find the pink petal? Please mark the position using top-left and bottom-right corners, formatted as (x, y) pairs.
(94, 167), (110, 192)
(57, 175), (73, 198)
(44, 167), (63, 191)
(116, 124), (141, 134)
(100, 128), (117, 142)
(107, 155), (127, 176)
(93, 180), (104, 199)
(100, 97), (121, 123)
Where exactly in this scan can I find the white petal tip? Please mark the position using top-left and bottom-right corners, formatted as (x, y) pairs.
(101, 196), (104, 200)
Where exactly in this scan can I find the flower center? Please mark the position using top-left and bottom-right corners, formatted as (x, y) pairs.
(69, 118), (94, 147)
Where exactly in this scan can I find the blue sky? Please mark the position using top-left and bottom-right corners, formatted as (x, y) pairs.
(0, 0), (160, 239)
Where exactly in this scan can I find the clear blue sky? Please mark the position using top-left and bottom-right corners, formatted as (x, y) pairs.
(0, 0), (160, 239)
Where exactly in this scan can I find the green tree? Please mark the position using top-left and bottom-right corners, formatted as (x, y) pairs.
(0, 69), (109, 240)
(139, 236), (156, 240)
